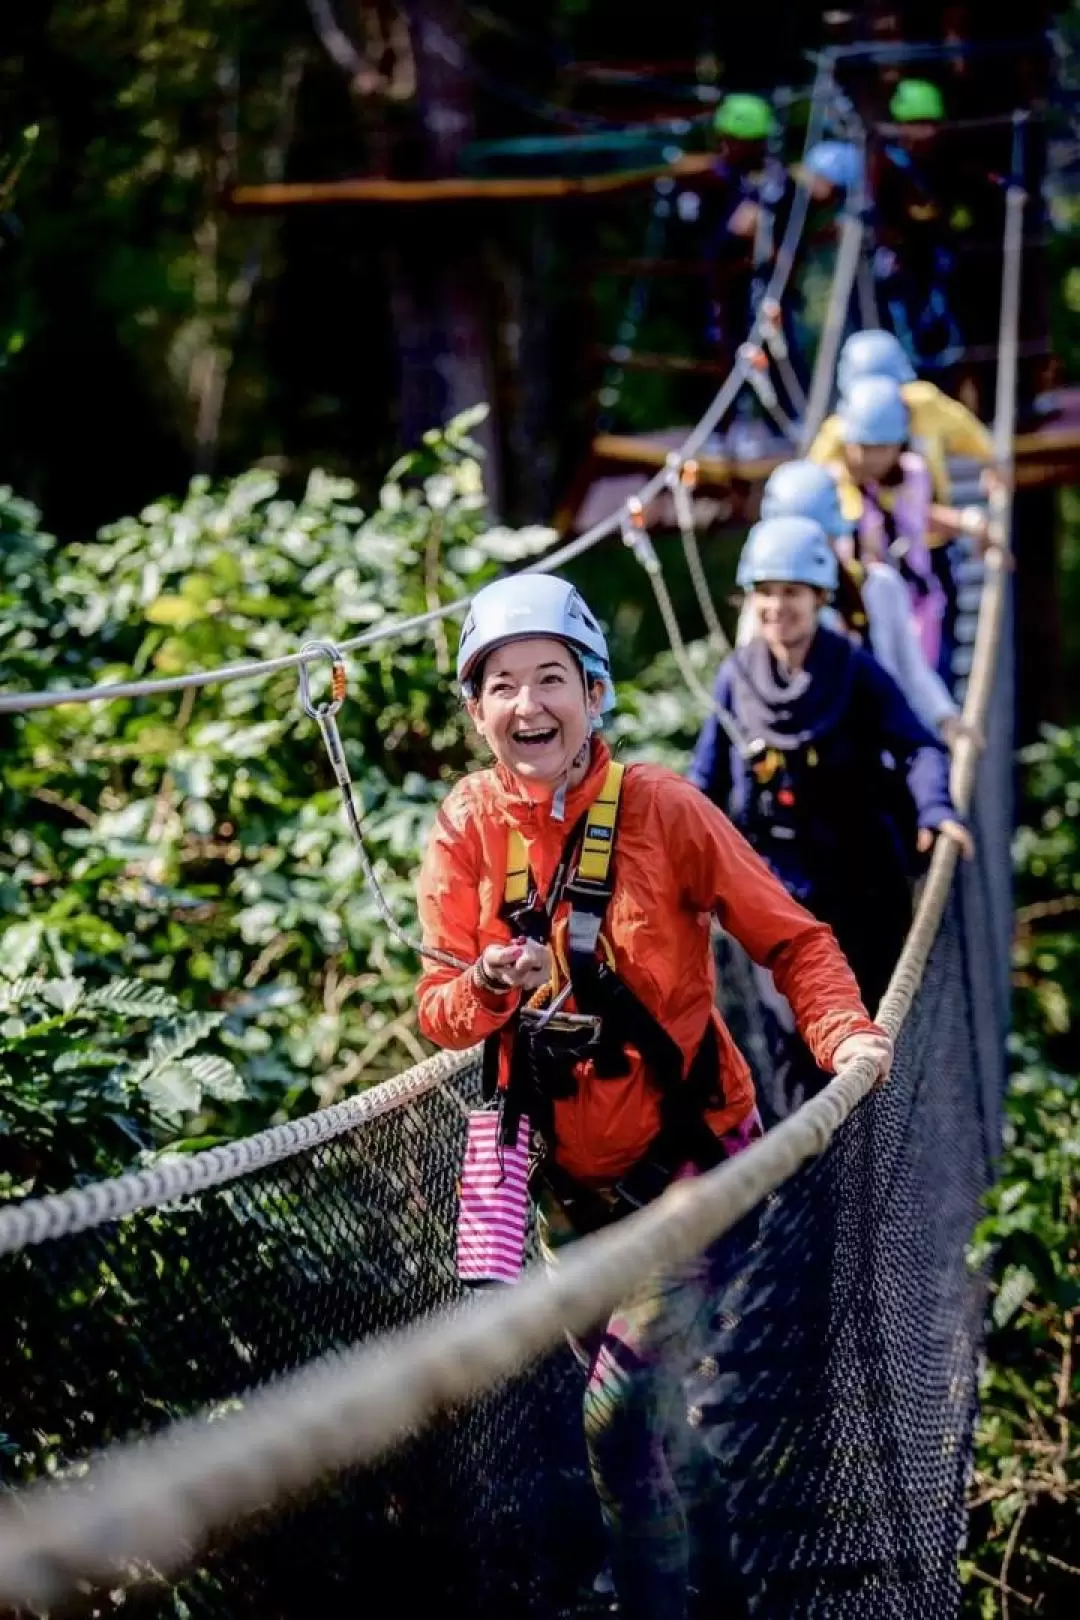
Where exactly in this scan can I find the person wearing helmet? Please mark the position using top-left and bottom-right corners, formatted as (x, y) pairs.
(737, 459), (970, 745)
(829, 374), (995, 678)
(793, 139), (862, 206)
(889, 77), (946, 129)
(416, 571), (891, 1619)
(693, 92), (802, 412)
(870, 77), (966, 375)
(807, 328), (997, 514)
(689, 515), (972, 1116)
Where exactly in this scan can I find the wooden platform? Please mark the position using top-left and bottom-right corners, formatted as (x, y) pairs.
(565, 392), (1080, 532)
(228, 155), (714, 211)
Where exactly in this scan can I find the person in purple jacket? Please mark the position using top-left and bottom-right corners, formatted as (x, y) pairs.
(688, 515), (974, 1119)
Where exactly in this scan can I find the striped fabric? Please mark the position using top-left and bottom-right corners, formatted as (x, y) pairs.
(455, 1110), (530, 1285)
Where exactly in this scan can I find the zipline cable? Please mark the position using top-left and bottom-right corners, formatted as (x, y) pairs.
(0, 153), (1024, 1611)
(0, 60), (836, 719)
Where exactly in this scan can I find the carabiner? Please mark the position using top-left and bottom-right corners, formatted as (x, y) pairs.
(298, 640), (347, 721)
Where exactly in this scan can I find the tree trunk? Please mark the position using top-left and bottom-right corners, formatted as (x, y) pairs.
(393, 0), (503, 513)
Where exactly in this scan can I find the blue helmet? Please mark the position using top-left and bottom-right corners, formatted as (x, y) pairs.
(799, 140), (862, 193)
(838, 375), (911, 446)
(761, 459), (853, 537)
(837, 328), (916, 395)
(456, 573), (615, 715)
(736, 516), (838, 593)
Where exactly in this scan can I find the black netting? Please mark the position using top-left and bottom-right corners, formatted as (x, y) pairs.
(0, 607), (1012, 1620)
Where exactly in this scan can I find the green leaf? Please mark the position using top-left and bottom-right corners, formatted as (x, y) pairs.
(992, 1264), (1037, 1328)
(85, 982), (182, 1019)
(185, 1054), (245, 1102)
(143, 595), (203, 627)
(0, 924), (43, 981)
(139, 1062), (203, 1122)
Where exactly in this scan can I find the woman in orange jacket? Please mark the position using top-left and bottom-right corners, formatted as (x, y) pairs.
(416, 572), (892, 1620)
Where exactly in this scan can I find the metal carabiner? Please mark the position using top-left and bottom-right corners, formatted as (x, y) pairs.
(298, 640), (347, 721)
(529, 980), (574, 1032)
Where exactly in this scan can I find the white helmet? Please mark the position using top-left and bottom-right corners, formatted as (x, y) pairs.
(837, 329), (916, 395)
(761, 459), (854, 537)
(838, 375), (911, 447)
(736, 516), (839, 593)
(457, 574), (615, 715)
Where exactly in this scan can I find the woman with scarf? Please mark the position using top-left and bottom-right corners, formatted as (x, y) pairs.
(688, 515), (973, 1118)
(735, 458), (968, 744)
(416, 572), (891, 1620)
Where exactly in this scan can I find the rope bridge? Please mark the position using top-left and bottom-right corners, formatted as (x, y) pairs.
(0, 58), (1022, 1620)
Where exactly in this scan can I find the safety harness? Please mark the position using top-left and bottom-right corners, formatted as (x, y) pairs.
(484, 761), (726, 1234)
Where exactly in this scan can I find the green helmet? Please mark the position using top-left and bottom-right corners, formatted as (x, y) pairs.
(713, 93), (776, 142)
(889, 79), (945, 124)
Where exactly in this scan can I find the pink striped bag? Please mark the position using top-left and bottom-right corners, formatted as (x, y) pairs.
(455, 1108), (531, 1286)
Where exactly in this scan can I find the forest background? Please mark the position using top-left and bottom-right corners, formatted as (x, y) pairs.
(0, 3), (1077, 1613)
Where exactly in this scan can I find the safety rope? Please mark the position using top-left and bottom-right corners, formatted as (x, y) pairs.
(798, 194), (866, 452)
(297, 641), (473, 974)
(664, 453), (730, 654)
(0, 148), (1024, 1612)
(758, 297), (807, 418)
(620, 500), (755, 760)
(0, 1044), (469, 1258)
(0, 58), (835, 721)
(737, 342), (800, 441)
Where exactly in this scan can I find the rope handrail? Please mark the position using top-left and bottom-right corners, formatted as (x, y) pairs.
(0, 160), (1023, 1609)
(0, 1046), (472, 1258)
(0, 64), (834, 721)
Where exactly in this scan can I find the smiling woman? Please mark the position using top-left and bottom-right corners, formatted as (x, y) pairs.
(413, 570), (892, 1620)
(468, 639), (603, 786)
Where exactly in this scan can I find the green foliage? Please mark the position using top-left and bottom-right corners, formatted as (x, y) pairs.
(0, 973), (242, 1198)
(962, 728), (1080, 1616)
(0, 411), (556, 1191)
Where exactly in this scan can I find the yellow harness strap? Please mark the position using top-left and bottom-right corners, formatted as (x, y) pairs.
(502, 761), (625, 906)
(577, 762), (624, 885)
(504, 831), (531, 907)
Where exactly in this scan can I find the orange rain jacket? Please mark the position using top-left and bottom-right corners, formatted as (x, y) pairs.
(417, 738), (882, 1185)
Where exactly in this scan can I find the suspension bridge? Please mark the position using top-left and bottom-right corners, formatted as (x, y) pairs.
(0, 33), (1036, 1620)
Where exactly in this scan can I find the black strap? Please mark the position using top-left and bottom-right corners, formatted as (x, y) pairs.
(500, 810), (591, 943)
(534, 1020), (726, 1235)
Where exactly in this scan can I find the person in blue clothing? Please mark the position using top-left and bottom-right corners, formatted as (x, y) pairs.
(739, 459), (972, 746)
(688, 515), (973, 1118)
(695, 93), (802, 414)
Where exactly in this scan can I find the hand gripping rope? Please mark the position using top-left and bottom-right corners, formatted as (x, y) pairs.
(619, 499), (764, 763)
(298, 641), (473, 974)
(664, 453), (730, 655)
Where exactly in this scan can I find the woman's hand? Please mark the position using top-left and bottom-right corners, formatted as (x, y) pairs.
(939, 714), (986, 751)
(917, 820), (976, 861)
(478, 939), (552, 994)
(832, 1031), (894, 1086)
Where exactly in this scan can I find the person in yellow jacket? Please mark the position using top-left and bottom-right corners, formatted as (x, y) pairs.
(807, 329), (997, 524)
